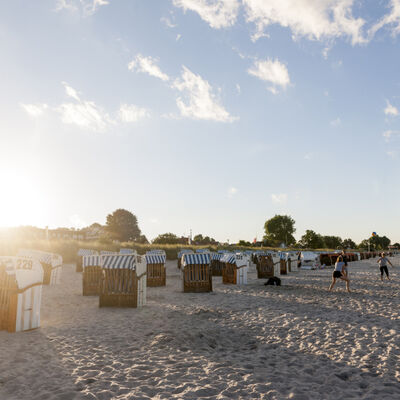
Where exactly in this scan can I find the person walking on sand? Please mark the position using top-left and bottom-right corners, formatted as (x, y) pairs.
(377, 252), (393, 281)
(329, 255), (350, 292)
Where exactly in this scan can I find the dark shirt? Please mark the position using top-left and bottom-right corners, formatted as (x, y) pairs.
(342, 255), (348, 266)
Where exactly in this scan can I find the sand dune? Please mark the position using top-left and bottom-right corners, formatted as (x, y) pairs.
(0, 257), (399, 399)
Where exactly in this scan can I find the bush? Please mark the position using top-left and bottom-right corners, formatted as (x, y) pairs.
(0, 238), (307, 263)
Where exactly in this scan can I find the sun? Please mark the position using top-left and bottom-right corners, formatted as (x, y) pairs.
(0, 170), (45, 227)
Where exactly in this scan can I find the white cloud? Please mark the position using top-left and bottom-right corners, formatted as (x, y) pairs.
(248, 58), (290, 93)
(172, 66), (237, 122)
(243, 0), (367, 45)
(369, 0), (400, 38)
(271, 193), (288, 204)
(20, 103), (48, 117)
(173, 0), (240, 29)
(267, 86), (279, 95)
(330, 117), (341, 127)
(161, 16), (177, 28)
(128, 54), (170, 82)
(322, 46), (331, 59)
(56, 82), (113, 131)
(149, 218), (159, 224)
(118, 104), (150, 123)
(55, 0), (78, 13)
(383, 130), (400, 142)
(228, 186), (238, 197)
(22, 82), (151, 132)
(63, 82), (80, 101)
(387, 150), (397, 158)
(176, 33), (182, 41)
(304, 153), (312, 160)
(236, 83), (241, 94)
(231, 46), (247, 59)
(55, 0), (109, 16)
(384, 100), (399, 116)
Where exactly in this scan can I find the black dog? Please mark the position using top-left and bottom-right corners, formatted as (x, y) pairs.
(264, 276), (281, 286)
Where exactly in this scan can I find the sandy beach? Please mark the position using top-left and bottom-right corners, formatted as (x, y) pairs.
(0, 257), (399, 400)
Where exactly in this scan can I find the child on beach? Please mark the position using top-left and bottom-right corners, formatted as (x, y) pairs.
(377, 252), (393, 281)
(329, 256), (350, 292)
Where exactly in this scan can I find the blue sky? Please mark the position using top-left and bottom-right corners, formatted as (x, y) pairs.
(1, 0), (400, 243)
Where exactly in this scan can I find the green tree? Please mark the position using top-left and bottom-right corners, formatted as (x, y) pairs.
(358, 235), (391, 250)
(299, 230), (324, 249)
(342, 238), (356, 249)
(193, 234), (204, 244)
(105, 209), (141, 242)
(380, 236), (391, 249)
(238, 240), (251, 246)
(193, 234), (217, 245)
(138, 234), (149, 244)
(264, 215), (296, 246)
(153, 233), (180, 244)
(322, 235), (342, 249)
(357, 239), (370, 250)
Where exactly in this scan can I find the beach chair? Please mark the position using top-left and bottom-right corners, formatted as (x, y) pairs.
(77, 249), (98, 272)
(18, 249), (62, 285)
(82, 255), (102, 296)
(222, 254), (248, 285)
(181, 253), (212, 293)
(280, 258), (288, 275)
(99, 254), (147, 308)
(0, 257), (43, 332)
(210, 252), (224, 276)
(145, 253), (166, 287)
(256, 255), (275, 278)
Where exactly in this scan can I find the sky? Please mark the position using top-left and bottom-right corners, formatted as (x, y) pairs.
(1, 0), (400, 244)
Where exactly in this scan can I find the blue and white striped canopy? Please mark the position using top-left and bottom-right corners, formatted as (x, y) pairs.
(220, 253), (234, 263)
(83, 255), (102, 267)
(210, 252), (224, 260)
(78, 249), (97, 256)
(102, 254), (136, 270)
(178, 249), (194, 258)
(218, 250), (230, 254)
(100, 250), (117, 255)
(196, 249), (210, 254)
(221, 254), (236, 264)
(182, 253), (210, 266)
(145, 254), (166, 264)
(120, 249), (135, 254)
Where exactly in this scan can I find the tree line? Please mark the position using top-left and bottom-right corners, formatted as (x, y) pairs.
(261, 215), (396, 250)
(89, 209), (397, 250)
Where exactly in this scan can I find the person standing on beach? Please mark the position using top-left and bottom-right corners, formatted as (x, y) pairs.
(329, 256), (350, 292)
(341, 250), (348, 277)
(297, 252), (301, 268)
(377, 252), (393, 281)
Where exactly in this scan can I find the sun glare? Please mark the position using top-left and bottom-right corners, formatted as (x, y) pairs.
(0, 170), (45, 227)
